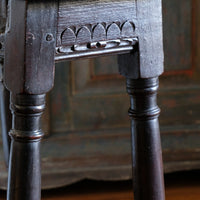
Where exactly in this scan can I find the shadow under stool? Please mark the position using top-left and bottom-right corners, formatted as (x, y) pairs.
(0, 0), (165, 199)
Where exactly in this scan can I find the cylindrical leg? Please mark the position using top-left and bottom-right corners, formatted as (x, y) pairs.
(7, 94), (45, 200)
(127, 77), (165, 200)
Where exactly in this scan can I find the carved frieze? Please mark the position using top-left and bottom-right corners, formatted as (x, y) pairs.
(59, 21), (135, 45)
(55, 21), (137, 61)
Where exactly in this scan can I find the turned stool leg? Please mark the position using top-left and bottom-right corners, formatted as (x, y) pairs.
(3, 1), (57, 199)
(118, 40), (165, 199)
(126, 77), (165, 200)
(7, 94), (45, 200)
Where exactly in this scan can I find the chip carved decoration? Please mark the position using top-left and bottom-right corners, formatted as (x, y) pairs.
(56, 21), (137, 57)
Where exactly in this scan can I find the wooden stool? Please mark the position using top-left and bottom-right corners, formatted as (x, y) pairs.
(0, 0), (165, 199)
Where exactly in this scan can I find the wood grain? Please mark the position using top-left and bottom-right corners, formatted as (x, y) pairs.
(4, 0), (57, 94)
(1, 0), (200, 193)
(57, 0), (137, 46)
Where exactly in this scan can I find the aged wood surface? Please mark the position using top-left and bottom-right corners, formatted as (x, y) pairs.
(56, 0), (138, 61)
(57, 0), (137, 46)
(7, 94), (46, 200)
(3, 1), (58, 199)
(56, 0), (163, 78)
(126, 78), (165, 200)
(0, 0), (200, 191)
(4, 0), (57, 94)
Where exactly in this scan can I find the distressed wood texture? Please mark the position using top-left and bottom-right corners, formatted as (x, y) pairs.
(57, 0), (137, 46)
(2, 1), (58, 199)
(31, 0), (200, 189)
(55, 0), (138, 61)
(7, 94), (46, 200)
(0, 0), (165, 196)
(4, 0), (57, 94)
(0, 0), (199, 190)
(56, 0), (164, 78)
(0, 0), (199, 191)
(126, 78), (165, 200)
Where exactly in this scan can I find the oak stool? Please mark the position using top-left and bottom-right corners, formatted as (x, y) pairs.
(0, 0), (165, 199)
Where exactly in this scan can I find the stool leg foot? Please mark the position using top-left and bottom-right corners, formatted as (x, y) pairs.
(126, 77), (165, 200)
(7, 94), (45, 200)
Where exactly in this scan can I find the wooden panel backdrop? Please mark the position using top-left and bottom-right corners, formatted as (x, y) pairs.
(1, 0), (200, 189)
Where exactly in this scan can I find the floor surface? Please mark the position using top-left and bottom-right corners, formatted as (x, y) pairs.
(1, 170), (200, 199)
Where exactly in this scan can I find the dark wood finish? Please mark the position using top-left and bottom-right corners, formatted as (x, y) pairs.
(116, 9), (165, 197)
(126, 78), (165, 200)
(55, 0), (138, 61)
(55, 0), (163, 79)
(3, 1), (58, 199)
(1, 0), (165, 199)
(28, 1), (200, 190)
(7, 94), (45, 200)
(4, 0), (57, 94)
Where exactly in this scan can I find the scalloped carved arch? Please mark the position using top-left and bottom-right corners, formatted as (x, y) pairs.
(106, 23), (120, 40)
(92, 23), (106, 41)
(121, 21), (135, 37)
(76, 26), (91, 44)
(61, 28), (76, 46)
